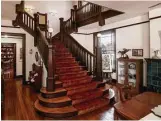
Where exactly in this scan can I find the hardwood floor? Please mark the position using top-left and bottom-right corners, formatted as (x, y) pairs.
(3, 79), (115, 120)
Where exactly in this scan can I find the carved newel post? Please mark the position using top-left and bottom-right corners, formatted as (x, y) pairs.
(96, 33), (103, 81)
(47, 29), (55, 91)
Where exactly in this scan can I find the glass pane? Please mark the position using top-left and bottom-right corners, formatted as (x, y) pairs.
(128, 62), (136, 87)
(118, 61), (125, 84)
(100, 31), (115, 72)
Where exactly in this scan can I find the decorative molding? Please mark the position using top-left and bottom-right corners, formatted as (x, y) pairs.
(72, 32), (91, 35)
(149, 15), (161, 20)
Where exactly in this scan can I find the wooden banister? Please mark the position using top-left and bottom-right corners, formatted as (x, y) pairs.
(13, 1), (55, 91)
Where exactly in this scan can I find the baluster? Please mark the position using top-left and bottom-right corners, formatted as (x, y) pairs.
(87, 53), (89, 71)
(29, 17), (31, 28)
(90, 55), (92, 74)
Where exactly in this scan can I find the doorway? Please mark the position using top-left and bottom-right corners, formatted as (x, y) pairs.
(94, 30), (116, 80)
(1, 32), (26, 84)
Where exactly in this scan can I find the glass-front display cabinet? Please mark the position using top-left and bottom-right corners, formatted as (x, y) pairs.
(117, 59), (143, 95)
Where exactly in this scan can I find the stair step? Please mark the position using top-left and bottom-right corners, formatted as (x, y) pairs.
(38, 95), (72, 108)
(70, 89), (103, 105)
(59, 70), (87, 76)
(74, 98), (109, 115)
(40, 87), (67, 98)
(34, 100), (78, 118)
(56, 66), (83, 73)
(62, 76), (92, 87)
(55, 81), (63, 88)
(66, 82), (99, 95)
(59, 71), (87, 80)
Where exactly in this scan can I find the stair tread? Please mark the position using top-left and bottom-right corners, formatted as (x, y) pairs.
(65, 81), (98, 91)
(34, 100), (77, 113)
(61, 76), (91, 82)
(38, 95), (71, 103)
(40, 87), (66, 94)
(70, 89), (102, 100)
(59, 70), (87, 76)
(56, 66), (83, 69)
(74, 98), (109, 111)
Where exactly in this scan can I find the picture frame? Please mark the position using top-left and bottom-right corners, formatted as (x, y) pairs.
(132, 49), (143, 56)
(102, 54), (112, 72)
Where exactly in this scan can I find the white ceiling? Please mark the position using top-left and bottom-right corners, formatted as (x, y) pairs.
(1, 1), (161, 32)
(80, 1), (161, 29)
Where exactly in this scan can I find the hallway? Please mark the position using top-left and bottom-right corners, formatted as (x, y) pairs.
(3, 79), (115, 120)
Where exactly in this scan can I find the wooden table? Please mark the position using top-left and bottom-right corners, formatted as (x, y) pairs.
(114, 92), (161, 120)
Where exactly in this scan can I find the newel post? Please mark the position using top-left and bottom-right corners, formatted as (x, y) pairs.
(47, 37), (55, 91)
(59, 18), (64, 42)
(34, 13), (38, 46)
(73, 5), (78, 32)
(96, 35), (103, 81)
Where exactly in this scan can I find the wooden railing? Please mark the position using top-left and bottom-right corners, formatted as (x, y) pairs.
(76, 2), (101, 22)
(63, 5), (77, 33)
(63, 32), (96, 75)
(13, 1), (55, 91)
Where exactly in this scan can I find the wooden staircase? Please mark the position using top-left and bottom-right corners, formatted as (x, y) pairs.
(12, 0), (116, 119)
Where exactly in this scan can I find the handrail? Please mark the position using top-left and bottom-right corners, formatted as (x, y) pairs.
(65, 32), (95, 57)
(60, 31), (96, 75)
(37, 27), (49, 46)
(13, 1), (55, 91)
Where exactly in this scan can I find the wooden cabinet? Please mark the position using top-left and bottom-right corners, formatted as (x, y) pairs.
(145, 59), (161, 93)
(117, 58), (143, 95)
(1, 43), (16, 70)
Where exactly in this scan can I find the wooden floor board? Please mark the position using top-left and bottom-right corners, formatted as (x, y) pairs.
(3, 79), (115, 120)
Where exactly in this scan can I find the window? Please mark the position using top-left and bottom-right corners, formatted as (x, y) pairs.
(100, 31), (116, 72)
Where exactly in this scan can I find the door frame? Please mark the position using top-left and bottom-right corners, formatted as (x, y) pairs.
(1, 32), (26, 84)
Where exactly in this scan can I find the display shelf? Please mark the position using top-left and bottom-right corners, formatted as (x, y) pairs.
(117, 58), (143, 94)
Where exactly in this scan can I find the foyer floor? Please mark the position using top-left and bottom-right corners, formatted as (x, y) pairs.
(3, 79), (115, 120)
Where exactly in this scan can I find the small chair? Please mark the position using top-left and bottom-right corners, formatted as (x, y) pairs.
(28, 63), (42, 92)
(114, 83), (132, 120)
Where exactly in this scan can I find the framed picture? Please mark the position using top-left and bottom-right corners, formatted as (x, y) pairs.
(102, 54), (112, 72)
(132, 49), (143, 56)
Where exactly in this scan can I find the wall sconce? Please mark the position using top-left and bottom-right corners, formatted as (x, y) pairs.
(97, 33), (102, 38)
(29, 49), (33, 54)
(48, 27), (53, 39)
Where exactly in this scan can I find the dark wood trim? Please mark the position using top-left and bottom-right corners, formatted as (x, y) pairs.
(72, 32), (91, 35)
(1, 25), (20, 28)
(91, 21), (149, 35)
(149, 15), (161, 20)
(1, 32), (26, 84)
(149, 3), (161, 8)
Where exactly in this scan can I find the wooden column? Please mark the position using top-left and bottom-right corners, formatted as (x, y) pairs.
(47, 37), (55, 91)
(34, 13), (38, 46)
(98, 6), (105, 26)
(59, 18), (64, 42)
(73, 5), (78, 32)
(96, 36), (103, 81)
